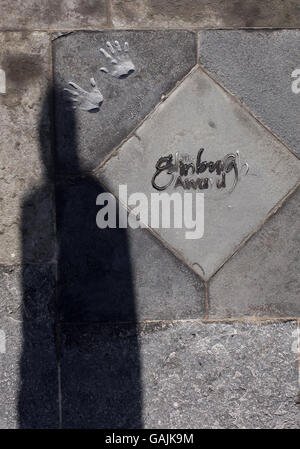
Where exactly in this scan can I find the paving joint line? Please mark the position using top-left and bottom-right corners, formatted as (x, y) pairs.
(208, 181), (300, 282)
(49, 31), (62, 430)
(1, 26), (300, 32)
(59, 317), (299, 325)
(198, 62), (300, 161)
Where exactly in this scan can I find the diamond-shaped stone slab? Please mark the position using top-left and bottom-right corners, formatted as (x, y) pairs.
(60, 321), (299, 428)
(0, 32), (54, 264)
(53, 30), (196, 173)
(97, 67), (300, 280)
(56, 178), (205, 322)
(209, 186), (300, 318)
(199, 30), (300, 157)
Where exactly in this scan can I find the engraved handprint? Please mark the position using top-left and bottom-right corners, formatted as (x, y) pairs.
(64, 78), (103, 112)
(100, 41), (135, 79)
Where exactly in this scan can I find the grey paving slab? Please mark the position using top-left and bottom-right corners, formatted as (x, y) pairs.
(128, 227), (206, 320)
(60, 320), (299, 429)
(56, 177), (205, 321)
(0, 264), (58, 428)
(0, 0), (107, 30)
(111, 0), (300, 28)
(199, 30), (300, 157)
(0, 32), (55, 264)
(209, 186), (300, 318)
(97, 67), (300, 280)
(53, 30), (196, 173)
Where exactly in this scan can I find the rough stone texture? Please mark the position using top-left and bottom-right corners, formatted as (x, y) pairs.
(0, 264), (56, 322)
(111, 0), (300, 28)
(0, 264), (58, 428)
(53, 30), (196, 173)
(0, 0), (107, 30)
(209, 187), (300, 318)
(0, 12), (299, 432)
(0, 32), (55, 264)
(97, 67), (300, 280)
(61, 323), (142, 428)
(199, 30), (300, 157)
(0, 318), (59, 429)
(56, 177), (205, 321)
(61, 320), (300, 429)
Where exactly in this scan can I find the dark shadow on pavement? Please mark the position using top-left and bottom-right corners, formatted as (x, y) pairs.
(18, 87), (142, 428)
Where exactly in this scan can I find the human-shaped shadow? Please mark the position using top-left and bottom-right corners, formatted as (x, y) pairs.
(18, 87), (142, 428)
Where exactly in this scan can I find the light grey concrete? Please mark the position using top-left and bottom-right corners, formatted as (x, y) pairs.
(53, 30), (196, 173)
(0, 32), (54, 264)
(0, 0), (107, 30)
(111, 0), (300, 28)
(97, 67), (300, 280)
(140, 321), (299, 428)
(209, 186), (300, 318)
(60, 320), (300, 428)
(199, 30), (300, 157)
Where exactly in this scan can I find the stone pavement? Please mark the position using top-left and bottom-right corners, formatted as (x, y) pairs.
(0, 2), (299, 429)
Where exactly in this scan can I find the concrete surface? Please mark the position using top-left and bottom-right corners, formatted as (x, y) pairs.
(111, 0), (300, 28)
(0, 6), (299, 430)
(60, 320), (300, 428)
(0, 32), (54, 264)
(56, 177), (206, 321)
(0, 264), (58, 428)
(199, 30), (300, 157)
(97, 67), (300, 280)
(53, 30), (196, 173)
(0, 0), (107, 30)
(209, 186), (300, 318)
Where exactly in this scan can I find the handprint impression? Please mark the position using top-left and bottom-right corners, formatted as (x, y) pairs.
(100, 41), (135, 79)
(64, 78), (104, 112)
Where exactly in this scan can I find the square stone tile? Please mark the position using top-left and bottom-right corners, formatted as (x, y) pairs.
(0, 32), (55, 264)
(199, 30), (300, 157)
(209, 186), (300, 318)
(53, 30), (196, 173)
(0, 264), (58, 428)
(97, 67), (300, 280)
(56, 177), (205, 322)
(60, 321), (299, 428)
(111, 0), (300, 28)
(0, 0), (107, 30)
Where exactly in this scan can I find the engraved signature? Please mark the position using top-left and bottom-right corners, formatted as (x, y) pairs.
(152, 149), (249, 192)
